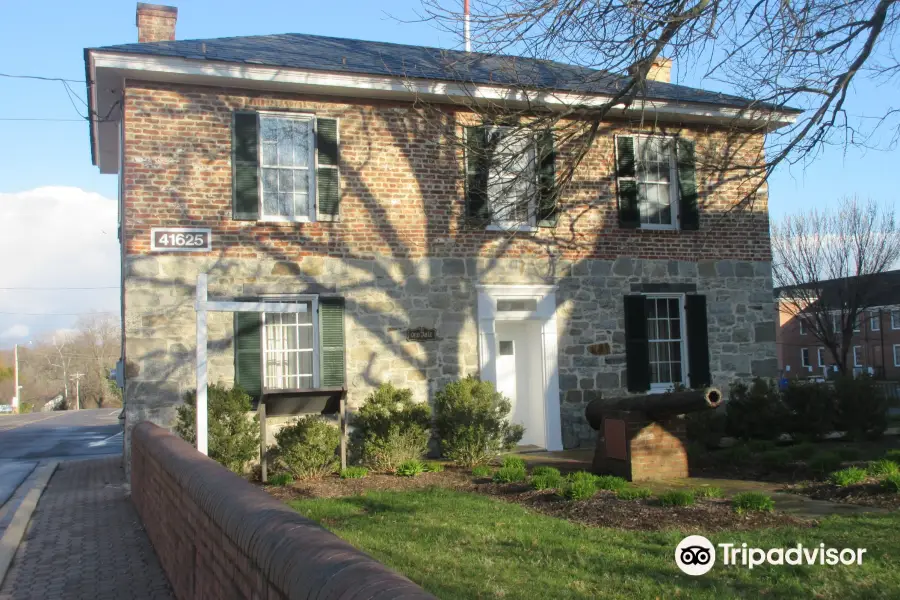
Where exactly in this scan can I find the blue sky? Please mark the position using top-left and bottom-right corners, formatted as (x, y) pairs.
(0, 0), (897, 347)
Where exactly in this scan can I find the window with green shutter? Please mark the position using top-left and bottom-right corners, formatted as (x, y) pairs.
(319, 298), (346, 388)
(685, 294), (711, 387)
(231, 111), (340, 222)
(537, 129), (557, 227)
(465, 125), (490, 223)
(614, 134), (699, 230)
(624, 295), (651, 392)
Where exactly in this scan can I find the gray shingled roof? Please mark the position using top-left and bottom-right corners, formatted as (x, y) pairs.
(92, 33), (799, 112)
(774, 270), (900, 307)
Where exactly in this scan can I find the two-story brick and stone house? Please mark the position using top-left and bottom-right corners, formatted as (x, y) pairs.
(86, 4), (798, 465)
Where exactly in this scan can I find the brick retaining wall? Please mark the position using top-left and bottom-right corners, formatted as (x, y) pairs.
(130, 421), (434, 600)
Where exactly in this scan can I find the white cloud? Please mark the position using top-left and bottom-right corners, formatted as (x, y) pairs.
(0, 325), (29, 339)
(0, 186), (119, 346)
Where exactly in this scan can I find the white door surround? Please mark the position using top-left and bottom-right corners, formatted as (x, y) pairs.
(476, 284), (563, 451)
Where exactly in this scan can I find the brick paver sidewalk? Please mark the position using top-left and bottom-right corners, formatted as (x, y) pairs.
(0, 457), (173, 600)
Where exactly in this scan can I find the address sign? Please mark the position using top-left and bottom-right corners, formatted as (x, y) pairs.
(151, 228), (212, 252)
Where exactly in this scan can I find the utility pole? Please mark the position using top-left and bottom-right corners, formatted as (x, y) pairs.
(13, 344), (20, 413)
(70, 373), (84, 410)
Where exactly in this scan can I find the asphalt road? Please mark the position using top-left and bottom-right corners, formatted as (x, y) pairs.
(0, 409), (123, 460)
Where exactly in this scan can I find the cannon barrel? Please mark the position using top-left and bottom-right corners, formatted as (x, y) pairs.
(585, 387), (722, 430)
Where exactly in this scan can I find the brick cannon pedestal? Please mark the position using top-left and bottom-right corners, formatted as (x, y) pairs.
(592, 410), (689, 481)
(586, 388), (721, 482)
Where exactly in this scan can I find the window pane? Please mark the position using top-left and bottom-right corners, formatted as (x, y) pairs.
(487, 127), (535, 225)
(262, 141), (277, 166)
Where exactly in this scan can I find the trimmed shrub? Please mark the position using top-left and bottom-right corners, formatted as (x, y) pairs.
(435, 376), (524, 467)
(781, 380), (836, 441)
(494, 462), (527, 484)
(685, 410), (727, 449)
(834, 375), (888, 440)
(531, 466), (561, 478)
(693, 486), (724, 499)
(617, 487), (653, 500)
(471, 465), (494, 478)
(340, 466), (369, 479)
(352, 383), (432, 473)
(868, 460), (900, 478)
(422, 461), (445, 473)
(760, 449), (793, 471)
(267, 473), (293, 486)
(884, 449), (900, 463)
(882, 473), (900, 493)
(733, 492), (775, 513)
(829, 467), (868, 487)
(658, 490), (696, 507)
(595, 475), (628, 491)
(809, 451), (842, 476)
(787, 443), (818, 461)
(531, 472), (564, 491)
(725, 378), (787, 440)
(175, 384), (260, 474)
(564, 473), (598, 501)
(396, 459), (427, 477)
(273, 416), (340, 480)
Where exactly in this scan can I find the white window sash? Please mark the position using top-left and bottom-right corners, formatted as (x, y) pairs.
(259, 296), (320, 391)
(894, 344), (900, 367)
(632, 135), (679, 230)
(870, 311), (881, 331)
(645, 294), (689, 391)
(892, 310), (900, 330)
(258, 112), (316, 223)
(853, 346), (862, 367)
(801, 348), (810, 368)
(817, 347), (825, 367)
(486, 126), (538, 229)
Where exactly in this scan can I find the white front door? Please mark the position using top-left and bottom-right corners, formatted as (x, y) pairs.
(495, 321), (545, 448)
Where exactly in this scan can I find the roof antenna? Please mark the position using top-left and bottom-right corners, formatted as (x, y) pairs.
(464, 0), (471, 52)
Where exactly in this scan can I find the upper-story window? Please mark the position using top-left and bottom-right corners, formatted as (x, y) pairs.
(615, 135), (699, 231)
(871, 310), (881, 331)
(233, 111), (340, 222)
(892, 309), (900, 330)
(464, 125), (556, 230)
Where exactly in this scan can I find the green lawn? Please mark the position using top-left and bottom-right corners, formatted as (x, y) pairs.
(290, 488), (900, 600)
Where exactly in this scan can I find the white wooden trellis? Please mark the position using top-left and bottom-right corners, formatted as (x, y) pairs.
(193, 273), (316, 455)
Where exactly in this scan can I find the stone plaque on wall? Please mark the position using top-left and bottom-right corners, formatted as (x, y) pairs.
(407, 327), (437, 341)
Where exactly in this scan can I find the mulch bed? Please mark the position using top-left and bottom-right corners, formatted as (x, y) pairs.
(263, 468), (812, 532)
(782, 481), (900, 510)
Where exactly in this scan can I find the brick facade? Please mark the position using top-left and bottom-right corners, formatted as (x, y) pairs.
(120, 80), (778, 463)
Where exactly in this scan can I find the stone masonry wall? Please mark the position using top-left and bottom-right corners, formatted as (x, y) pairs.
(123, 255), (776, 461)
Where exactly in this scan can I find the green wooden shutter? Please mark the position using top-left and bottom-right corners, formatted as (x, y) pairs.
(685, 294), (711, 387)
(234, 311), (262, 399)
(465, 126), (490, 223)
(677, 138), (699, 230)
(537, 129), (558, 227)
(615, 136), (639, 228)
(233, 112), (260, 220)
(624, 295), (650, 392)
(316, 118), (341, 221)
(319, 298), (345, 388)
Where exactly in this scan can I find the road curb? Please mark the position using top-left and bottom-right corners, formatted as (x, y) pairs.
(0, 461), (59, 588)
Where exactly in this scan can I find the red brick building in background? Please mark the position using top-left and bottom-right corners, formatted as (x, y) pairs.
(776, 270), (900, 380)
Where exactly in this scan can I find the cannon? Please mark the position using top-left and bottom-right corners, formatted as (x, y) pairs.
(584, 387), (722, 481)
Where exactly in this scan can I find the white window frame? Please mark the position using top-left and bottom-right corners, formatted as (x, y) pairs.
(483, 126), (539, 232)
(260, 295), (320, 391)
(892, 309), (900, 330)
(258, 111), (317, 223)
(817, 347), (826, 367)
(619, 134), (680, 231)
(799, 319), (806, 335)
(853, 314), (861, 333)
(869, 310), (880, 332)
(853, 345), (863, 368)
(801, 348), (810, 368)
(832, 312), (842, 334)
(894, 344), (900, 367)
(645, 294), (689, 392)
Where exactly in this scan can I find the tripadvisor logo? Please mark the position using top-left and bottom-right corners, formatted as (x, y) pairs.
(675, 536), (867, 576)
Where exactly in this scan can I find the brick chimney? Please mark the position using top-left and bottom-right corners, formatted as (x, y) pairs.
(136, 3), (177, 43)
(647, 57), (672, 83)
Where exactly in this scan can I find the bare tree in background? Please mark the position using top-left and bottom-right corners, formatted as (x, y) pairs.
(405, 0), (900, 227)
(772, 197), (900, 374)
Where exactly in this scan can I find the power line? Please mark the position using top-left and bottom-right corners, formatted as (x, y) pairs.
(0, 118), (89, 122)
(0, 286), (118, 290)
(0, 72), (84, 84)
(0, 311), (116, 316)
